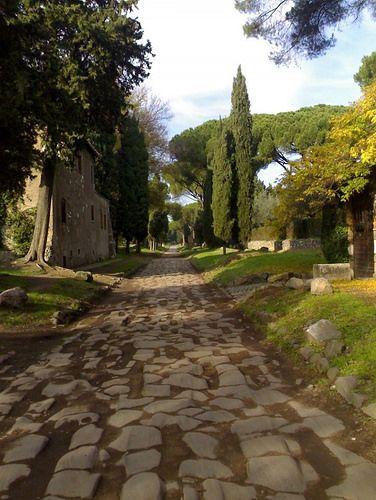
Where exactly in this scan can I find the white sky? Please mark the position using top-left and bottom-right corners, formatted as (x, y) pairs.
(137, 0), (376, 184)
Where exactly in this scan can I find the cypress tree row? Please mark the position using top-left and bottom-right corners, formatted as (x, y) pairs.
(212, 126), (236, 254)
(202, 169), (218, 248)
(231, 66), (256, 247)
(116, 116), (149, 254)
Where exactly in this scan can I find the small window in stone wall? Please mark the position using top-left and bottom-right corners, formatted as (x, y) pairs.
(91, 205), (95, 221)
(63, 256), (67, 268)
(61, 198), (67, 224)
(78, 249), (81, 255)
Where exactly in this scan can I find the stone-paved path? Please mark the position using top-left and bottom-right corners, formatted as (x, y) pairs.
(1, 251), (376, 499)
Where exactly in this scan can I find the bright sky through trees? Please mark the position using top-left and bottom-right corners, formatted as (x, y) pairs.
(138, 0), (376, 184)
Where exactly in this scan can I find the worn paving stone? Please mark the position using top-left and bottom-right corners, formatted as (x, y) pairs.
(247, 456), (307, 493)
(203, 479), (257, 500)
(3, 434), (48, 463)
(55, 446), (98, 472)
(69, 424), (103, 450)
(119, 449), (161, 475)
(120, 472), (164, 500)
(142, 385), (171, 397)
(162, 373), (208, 390)
(144, 398), (193, 415)
(240, 435), (301, 458)
(326, 462), (376, 499)
(109, 425), (162, 451)
(108, 409), (143, 427)
(46, 470), (101, 498)
(1, 250), (374, 499)
(0, 464), (31, 492)
(183, 432), (219, 459)
(179, 459), (233, 479)
(232, 416), (288, 438)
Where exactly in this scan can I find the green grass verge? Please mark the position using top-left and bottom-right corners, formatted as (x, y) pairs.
(0, 271), (101, 329)
(190, 248), (326, 285)
(0, 248), (158, 330)
(240, 282), (376, 402)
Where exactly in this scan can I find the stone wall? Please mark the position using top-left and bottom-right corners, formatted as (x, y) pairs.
(282, 239), (321, 251)
(23, 145), (115, 268)
(247, 240), (282, 252)
(248, 238), (321, 253)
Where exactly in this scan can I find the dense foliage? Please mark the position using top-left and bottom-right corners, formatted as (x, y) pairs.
(212, 126), (237, 251)
(5, 207), (36, 257)
(116, 116), (149, 252)
(1, 0), (151, 263)
(354, 51), (376, 89)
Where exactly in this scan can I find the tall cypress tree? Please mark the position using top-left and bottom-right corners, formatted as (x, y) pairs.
(231, 66), (256, 247)
(202, 169), (218, 248)
(212, 126), (236, 254)
(116, 116), (149, 253)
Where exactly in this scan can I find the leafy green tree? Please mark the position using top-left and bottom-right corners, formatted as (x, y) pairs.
(20, 0), (151, 264)
(149, 175), (169, 213)
(0, 1), (37, 197)
(116, 116), (149, 254)
(149, 210), (169, 246)
(5, 207), (36, 257)
(354, 51), (376, 89)
(231, 66), (256, 247)
(253, 104), (346, 172)
(165, 120), (220, 204)
(212, 127), (237, 254)
(235, 0), (376, 64)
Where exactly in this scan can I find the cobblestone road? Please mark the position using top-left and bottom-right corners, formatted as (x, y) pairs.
(1, 252), (376, 499)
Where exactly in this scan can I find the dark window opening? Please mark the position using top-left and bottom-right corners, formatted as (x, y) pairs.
(91, 205), (95, 221)
(62, 256), (67, 268)
(61, 198), (67, 224)
(70, 250), (73, 257)
(78, 249), (81, 255)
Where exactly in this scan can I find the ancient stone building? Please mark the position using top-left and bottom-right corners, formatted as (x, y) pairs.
(23, 143), (115, 268)
(347, 182), (376, 278)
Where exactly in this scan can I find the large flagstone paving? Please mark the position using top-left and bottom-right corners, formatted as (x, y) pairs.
(0, 252), (375, 499)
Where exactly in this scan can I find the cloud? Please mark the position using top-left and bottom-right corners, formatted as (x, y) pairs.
(137, 0), (376, 138)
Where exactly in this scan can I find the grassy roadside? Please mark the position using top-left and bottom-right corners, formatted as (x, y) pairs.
(240, 282), (376, 402)
(189, 247), (325, 285)
(186, 246), (376, 402)
(0, 248), (157, 332)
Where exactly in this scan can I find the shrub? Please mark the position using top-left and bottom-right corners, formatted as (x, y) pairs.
(5, 207), (36, 257)
(322, 224), (349, 263)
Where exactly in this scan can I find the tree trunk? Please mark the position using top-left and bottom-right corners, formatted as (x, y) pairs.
(25, 157), (55, 265)
(125, 240), (130, 255)
(223, 245), (227, 255)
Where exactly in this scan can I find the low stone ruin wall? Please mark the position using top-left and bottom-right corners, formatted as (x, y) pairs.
(248, 239), (321, 253)
(282, 239), (321, 251)
(247, 241), (282, 252)
(313, 263), (353, 282)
